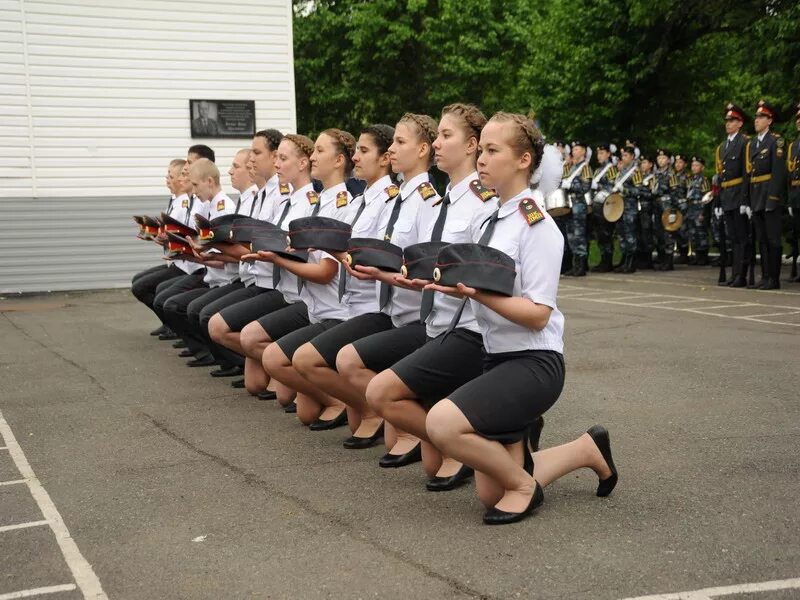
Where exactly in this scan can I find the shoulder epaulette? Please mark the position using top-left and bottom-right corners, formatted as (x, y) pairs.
(216, 198), (226, 211)
(469, 179), (497, 202)
(306, 190), (319, 205)
(335, 190), (349, 208)
(385, 184), (400, 200)
(632, 170), (643, 185)
(562, 164), (571, 178)
(519, 197), (545, 226)
(581, 164), (592, 179)
(416, 181), (436, 201)
(279, 183), (290, 195)
(608, 166), (619, 179)
(669, 174), (678, 187)
(776, 136), (785, 158)
(701, 177), (710, 192)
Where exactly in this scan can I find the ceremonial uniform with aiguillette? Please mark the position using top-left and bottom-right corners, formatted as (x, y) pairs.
(745, 100), (788, 289)
(589, 144), (618, 272)
(686, 157), (711, 265)
(786, 102), (800, 283)
(715, 103), (750, 286)
(635, 154), (658, 269)
(653, 149), (677, 270)
(561, 142), (593, 276)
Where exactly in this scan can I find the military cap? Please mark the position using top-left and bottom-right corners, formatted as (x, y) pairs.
(691, 156), (706, 166)
(621, 145), (637, 156)
(194, 214), (238, 244)
(674, 154), (689, 163)
(140, 215), (162, 239)
(570, 140), (586, 149)
(344, 238), (403, 273)
(656, 148), (672, 158)
(432, 243), (517, 297)
(724, 102), (748, 122)
(132, 215), (144, 226)
(250, 229), (308, 263)
(596, 142), (616, 153)
(165, 231), (192, 257)
(287, 216), (352, 252)
(639, 152), (654, 163)
(160, 213), (195, 237)
(229, 217), (279, 243)
(400, 241), (450, 280)
(754, 99), (776, 119)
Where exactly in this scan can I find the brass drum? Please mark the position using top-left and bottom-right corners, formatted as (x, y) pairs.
(661, 208), (684, 232)
(545, 188), (572, 217)
(603, 192), (625, 222)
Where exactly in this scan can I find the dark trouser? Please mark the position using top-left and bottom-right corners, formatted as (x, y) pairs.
(152, 271), (207, 324)
(197, 284), (271, 367)
(131, 263), (184, 316)
(553, 215), (571, 273)
(724, 210), (750, 281)
(751, 208), (783, 282)
(163, 288), (213, 355)
(132, 263), (169, 284)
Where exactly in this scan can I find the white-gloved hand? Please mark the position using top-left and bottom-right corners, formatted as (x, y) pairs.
(714, 207), (723, 218)
(745, 206), (752, 219)
(591, 181), (598, 191)
(739, 205), (747, 215)
(790, 207), (794, 218)
(560, 180), (570, 190)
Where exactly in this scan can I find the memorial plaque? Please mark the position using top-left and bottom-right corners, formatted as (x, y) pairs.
(190, 99), (256, 139)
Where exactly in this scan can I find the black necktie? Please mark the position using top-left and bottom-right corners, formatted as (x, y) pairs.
(379, 192), (406, 309)
(443, 208), (501, 337)
(166, 196), (174, 214)
(272, 199), (292, 288)
(725, 138), (730, 152)
(311, 199), (321, 217)
(250, 190), (264, 217)
(235, 195), (242, 214)
(420, 193), (451, 321)
(338, 195), (367, 300)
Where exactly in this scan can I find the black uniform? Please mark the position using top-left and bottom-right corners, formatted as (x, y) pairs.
(716, 129), (750, 285)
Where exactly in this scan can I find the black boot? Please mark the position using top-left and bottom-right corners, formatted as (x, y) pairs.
(643, 251), (655, 270)
(674, 249), (689, 265)
(613, 254), (627, 273)
(659, 254), (674, 271)
(573, 255), (587, 277)
(695, 250), (709, 266)
(622, 252), (637, 273)
(591, 253), (612, 273)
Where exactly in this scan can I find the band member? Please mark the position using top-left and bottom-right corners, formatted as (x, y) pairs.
(686, 156), (711, 265)
(715, 103), (750, 287)
(788, 103), (800, 283)
(424, 112), (617, 524)
(653, 148), (677, 271)
(561, 141), (592, 276)
(613, 146), (641, 273)
(745, 100), (787, 289)
(589, 143), (618, 272)
(672, 154), (691, 264)
(635, 153), (658, 269)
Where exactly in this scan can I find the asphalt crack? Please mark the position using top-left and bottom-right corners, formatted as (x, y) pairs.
(141, 411), (494, 600)
(1, 312), (109, 396)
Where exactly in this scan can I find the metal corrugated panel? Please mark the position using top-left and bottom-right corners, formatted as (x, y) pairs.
(0, 196), (175, 293)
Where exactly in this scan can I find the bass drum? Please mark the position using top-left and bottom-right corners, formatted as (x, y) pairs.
(545, 188), (571, 217)
(661, 208), (684, 232)
(603, 192), (625, 223)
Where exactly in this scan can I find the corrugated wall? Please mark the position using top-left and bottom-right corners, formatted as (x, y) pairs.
(0, 0), (295, 293)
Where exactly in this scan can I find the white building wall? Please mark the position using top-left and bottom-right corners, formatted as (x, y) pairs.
(0, 0), (295, 293)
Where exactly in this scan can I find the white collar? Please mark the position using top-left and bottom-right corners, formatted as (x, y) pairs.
(727, 133), (737, 142)
(320, 181), (348, 207)
(241, 184), (259, 199)
(290, 182), (314, 206)
(446, 171), (480, 204)
(363, 175), (394, 204)
(174, 193), (189, 202)
(400, 172), (429, 197)
(758, 130), (768, 142)
(210, 190), (227, 205)
(497, 188), (533, 218)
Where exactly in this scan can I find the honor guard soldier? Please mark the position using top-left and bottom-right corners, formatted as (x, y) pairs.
(561, 140), (593, 276)
(715, 103), (750, 286)
(589, 143), (618, 272)
(745, 100), (788, 289)
(686, 156), (711, 265)
(672, 154), (691, 263)
(653, 148), (677, 270)
(787, 102), (800, 282)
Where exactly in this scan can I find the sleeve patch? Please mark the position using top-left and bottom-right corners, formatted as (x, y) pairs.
(279, 183), (291, 195)
(519, 197), (545, 226)
(216, 199), (226, 211)
(385, 184), (400, 199)
(306, 191), (319, 205)
(469, 179), (497, 202)
(417, 181), (436, 201)
(336, 190), (349, 208)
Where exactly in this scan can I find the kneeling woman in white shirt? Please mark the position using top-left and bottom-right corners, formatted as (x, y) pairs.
(425, 113), (619, 525)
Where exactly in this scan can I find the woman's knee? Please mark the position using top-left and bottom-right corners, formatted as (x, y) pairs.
(262, 342), (288, 374)
(207, 313), (229, 343)
(293, 343), (324, 378)
(336, 344), (363, 379)
(365, 370), (395, 414)
(240, 322), (265, 355)
(426, 399), (464, 450)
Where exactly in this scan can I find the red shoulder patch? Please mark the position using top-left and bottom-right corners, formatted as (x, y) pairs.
(519, 197), (545, 226)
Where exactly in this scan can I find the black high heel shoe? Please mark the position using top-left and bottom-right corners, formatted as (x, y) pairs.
(483, 482), (543, 525)
(426, 464), (474, 492)
(309, 409), (348, 431)
(530, 416), (545, 452)
(587, 425), (618, 497)
(343, 422), (384, 449)
(378, 443), (422, 468)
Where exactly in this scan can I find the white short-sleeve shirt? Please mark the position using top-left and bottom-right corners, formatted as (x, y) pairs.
(251, 175), (292, 289)
(469, 188), (565, 354)
(298, 181), (352, 323)
(169, 193), (208, 274)
(202, 191), (237, 288)
(275, 183), (315, 304)
(422, 172), (496, 337)
(378, 172), (440, 327)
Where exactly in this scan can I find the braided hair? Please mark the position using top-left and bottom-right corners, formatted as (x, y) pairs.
(397, 113), (438, 163)
(255, 128), (284, 152)
(488, 112), (545, 176)
(322, 128), (356, 175)
(361, 124), (395, 155)
(283, 133), (314, 159)
(441, 103), (487, 142)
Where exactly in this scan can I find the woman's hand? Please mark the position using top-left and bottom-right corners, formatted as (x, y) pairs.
(423, 282), (478, 299)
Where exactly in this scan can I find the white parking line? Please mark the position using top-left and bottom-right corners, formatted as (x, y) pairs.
(740, 310), (800, 319)
(0, 411), (107, 600)
(0, 520), (49, 533)
(0, 479), (26, 487)
(0, 584), (78, 600)
(619, 576), (800, 599)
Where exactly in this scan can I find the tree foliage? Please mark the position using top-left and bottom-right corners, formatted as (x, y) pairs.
(293, 0), (800, 160)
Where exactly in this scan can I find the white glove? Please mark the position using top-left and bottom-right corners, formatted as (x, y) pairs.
(739, 205), (747, 215)
(591, 181), (598, 191)
(714, 207), (723, 218)
(745, 206), (752, 219)
(560, 180), (570, 190)
(790, 207), (794, 218)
